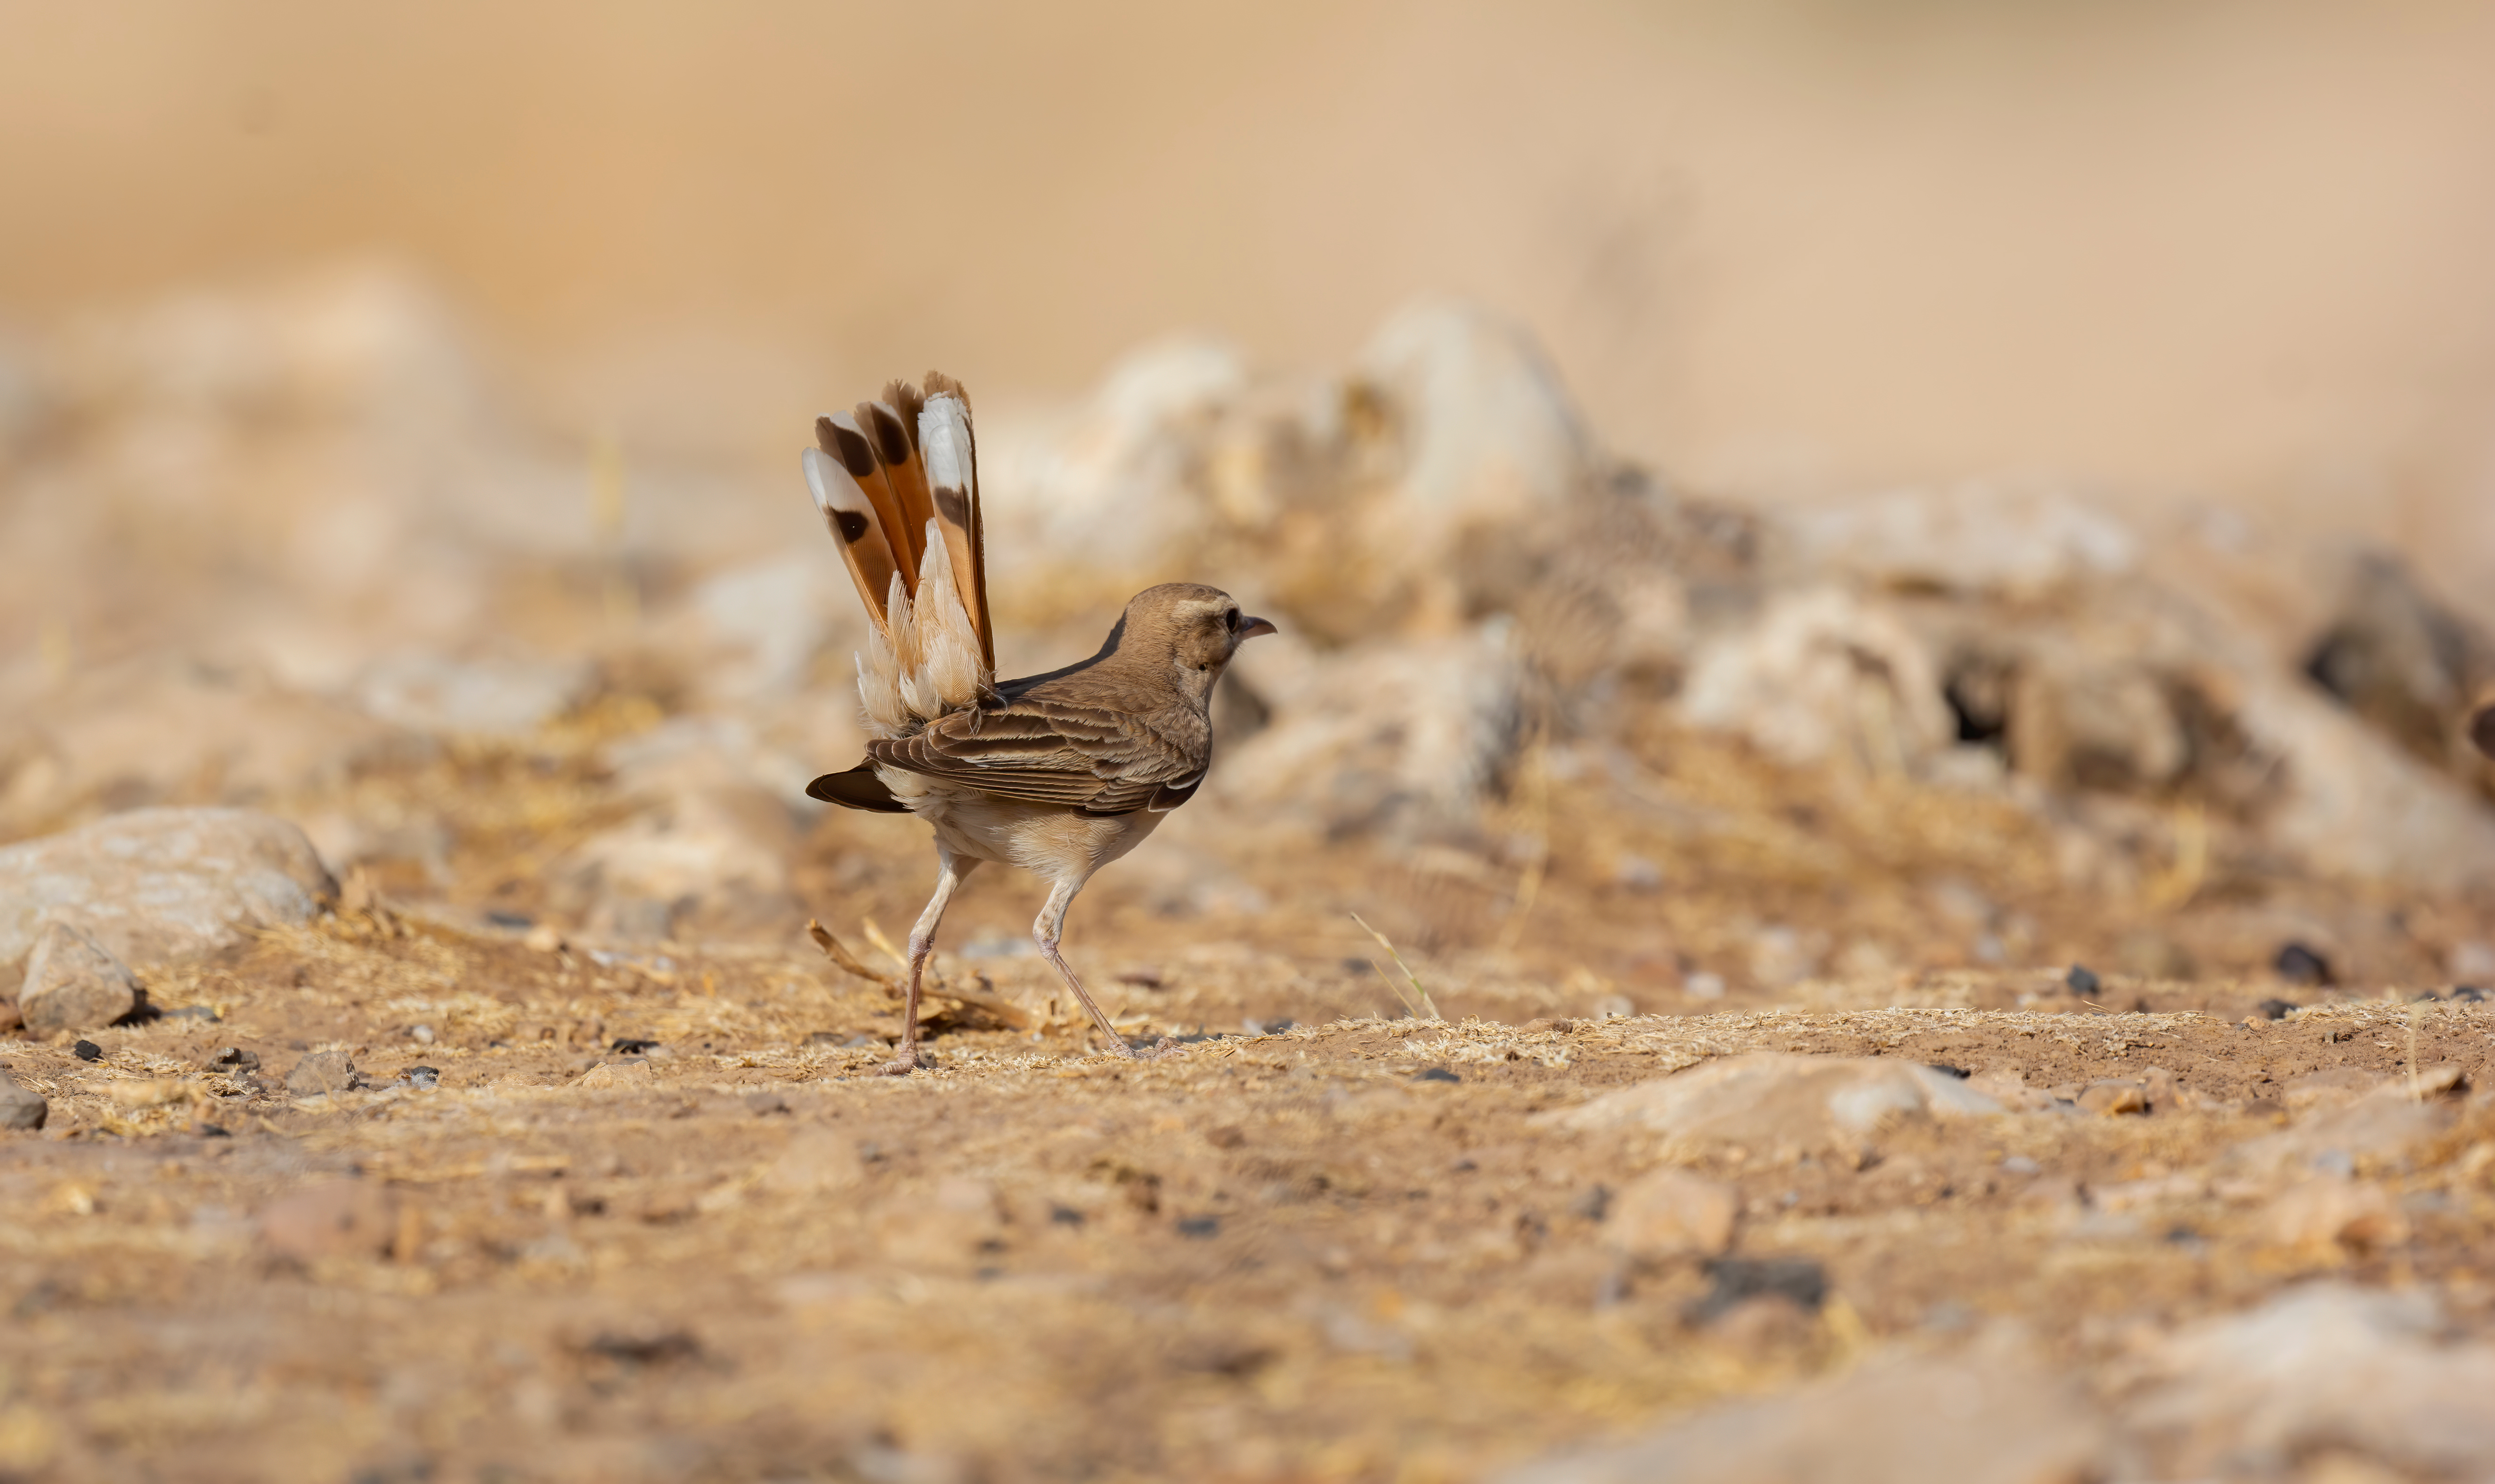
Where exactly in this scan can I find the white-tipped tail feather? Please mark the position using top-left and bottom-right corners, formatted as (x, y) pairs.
(808, 375), (993, 739)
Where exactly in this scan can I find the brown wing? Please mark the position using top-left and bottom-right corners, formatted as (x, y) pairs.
(866, 697), (1207, 816)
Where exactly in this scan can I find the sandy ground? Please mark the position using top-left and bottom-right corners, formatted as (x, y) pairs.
(4, 718), (2494, 1481)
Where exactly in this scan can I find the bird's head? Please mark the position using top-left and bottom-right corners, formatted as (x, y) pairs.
(1122, 582), (1276, 691)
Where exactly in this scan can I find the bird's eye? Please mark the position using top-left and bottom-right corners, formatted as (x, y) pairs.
(1223, 609), (1240, 631)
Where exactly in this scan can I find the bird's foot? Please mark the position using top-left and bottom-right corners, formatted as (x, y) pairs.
(1137, 1035), (1187, 1062)
(876, 1047), (933, 1076)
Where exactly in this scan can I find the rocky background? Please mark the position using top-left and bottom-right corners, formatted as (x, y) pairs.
(0, 269), (2493, 1483)
(9, 4), (2495, 1481)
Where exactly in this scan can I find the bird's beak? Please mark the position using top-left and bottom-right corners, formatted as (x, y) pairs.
(1237, 616), (1277, 641)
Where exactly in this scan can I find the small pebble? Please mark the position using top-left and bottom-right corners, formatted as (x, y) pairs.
(164, 1005), (220, 1022)
(2001, 1155), (2042, 1176)
(2065, 964), (2101, 997)
(2450, 986), (2487, 1003)
(404, 1066), (440, 1090)
(745, 1092), (791, 1116)
(204, 1047), (260, 1073)
(409, 1024), (435, 1045)
(2256, 997), (2299, 1021)
(72, 1040), (104, 1063)
(609, 1037), (661, 1055)
(1414, 1066), (1461, 1084)
(1175, 1216), (1221, 1240)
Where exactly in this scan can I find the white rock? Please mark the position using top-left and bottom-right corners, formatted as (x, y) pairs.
(1678, 588), (1954, 771)
(2123, 1286), (2495, 1480)
(1353, 299), (1591, 530)
(354, 651), (594, 738)
(1782, 482), (2136, 598)
(1216, 622), (1525, 838)
(1540, 1053), (2004, 1158)
(1605, 1168), (1738, 1260)
(0, 808), (336, 975)
(17, 920), (138, 1033)
(1500, 1335), (2105, 1484)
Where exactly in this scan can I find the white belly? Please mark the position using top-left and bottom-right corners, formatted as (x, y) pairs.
(877, 767), (1166, 886)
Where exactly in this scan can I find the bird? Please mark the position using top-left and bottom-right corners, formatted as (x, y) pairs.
(798, 373), (1275, 1075)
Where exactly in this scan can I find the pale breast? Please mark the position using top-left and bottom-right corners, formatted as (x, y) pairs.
(879, 766), (1164, 885)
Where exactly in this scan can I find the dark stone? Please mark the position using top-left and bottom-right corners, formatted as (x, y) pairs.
(1926, 1064), (1971, 1079)
(72, 1039), (103, 1062)
(609, 1038), (661, 1055)
(1049, 1205), (1086, 1227)
(1414, 1066), (1461, 1084)
(205, 1046), (261, 1073)
(1689, 1257), (1829, 1323)
(485, 910), (534, 929)
(1568, 1185), (1611, 1222)
(2065, 964), (2101, 997)
(2256, 997), (2300, 1021)
(2275, 942), (2333, 986)
(581, 1330), (700, 1368)
(2452, 986), (2487, 1003)
(1175, 1215), (1221, 1239)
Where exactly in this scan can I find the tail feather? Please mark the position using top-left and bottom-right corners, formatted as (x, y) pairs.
(817, 413), (917, 599)
(801, 446), (903, 639)
(807, 373), (993, 739)
(861, 400), (936, 577)
(918, 388), (994, 672)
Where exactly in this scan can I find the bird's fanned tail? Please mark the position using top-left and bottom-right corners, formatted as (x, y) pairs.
(802, 375), (992, 739)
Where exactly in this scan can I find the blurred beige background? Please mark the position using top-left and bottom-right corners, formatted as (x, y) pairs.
(5, 0), (2494, 597)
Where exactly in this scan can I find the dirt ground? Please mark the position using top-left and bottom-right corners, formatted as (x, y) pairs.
(6, 726), (2495, 1484)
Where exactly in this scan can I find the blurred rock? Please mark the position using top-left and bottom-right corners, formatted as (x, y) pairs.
(1217, 623), (1526, 841)
(2222, 1082), (2452, 1182)
(1782, 482), (2136, 599)
(577, 1058), (652, 1090)
(2302, 551), (2495, 787)
(258, 1179), (396, 1262)
(285, 1050), (366, 1096)
(0, 807), (336, 977)
(1605, 1167), (1737, 1260)
(16, 920), (138, 1033)
(2257, 1176), (2408, 1258)
(2075, 1079), (2148, 1117)
(2280, 1067), (2380, 1112)
(1499, 1334), (2105, 1484)
(1680, 588), (1953, 772)
(0, 1070), (46, 1131)
(354, 650), (594, 738)
(2122, 1286), (2495, 1481)
(762, 1128), (866, 1197)
(1539, 1053), (2004, 1157)
(675, 553), (851, 701)
(545, 716), (810, 942)
(0, 657), (414, 832)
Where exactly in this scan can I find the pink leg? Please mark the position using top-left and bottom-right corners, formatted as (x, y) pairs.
(1032, 877), (1134, 1059)
(880, 851), (977, 1076)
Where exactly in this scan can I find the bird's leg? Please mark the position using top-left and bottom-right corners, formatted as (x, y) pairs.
(882, 851), (977, 1076)
(1032, 876), (1133, 1059)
